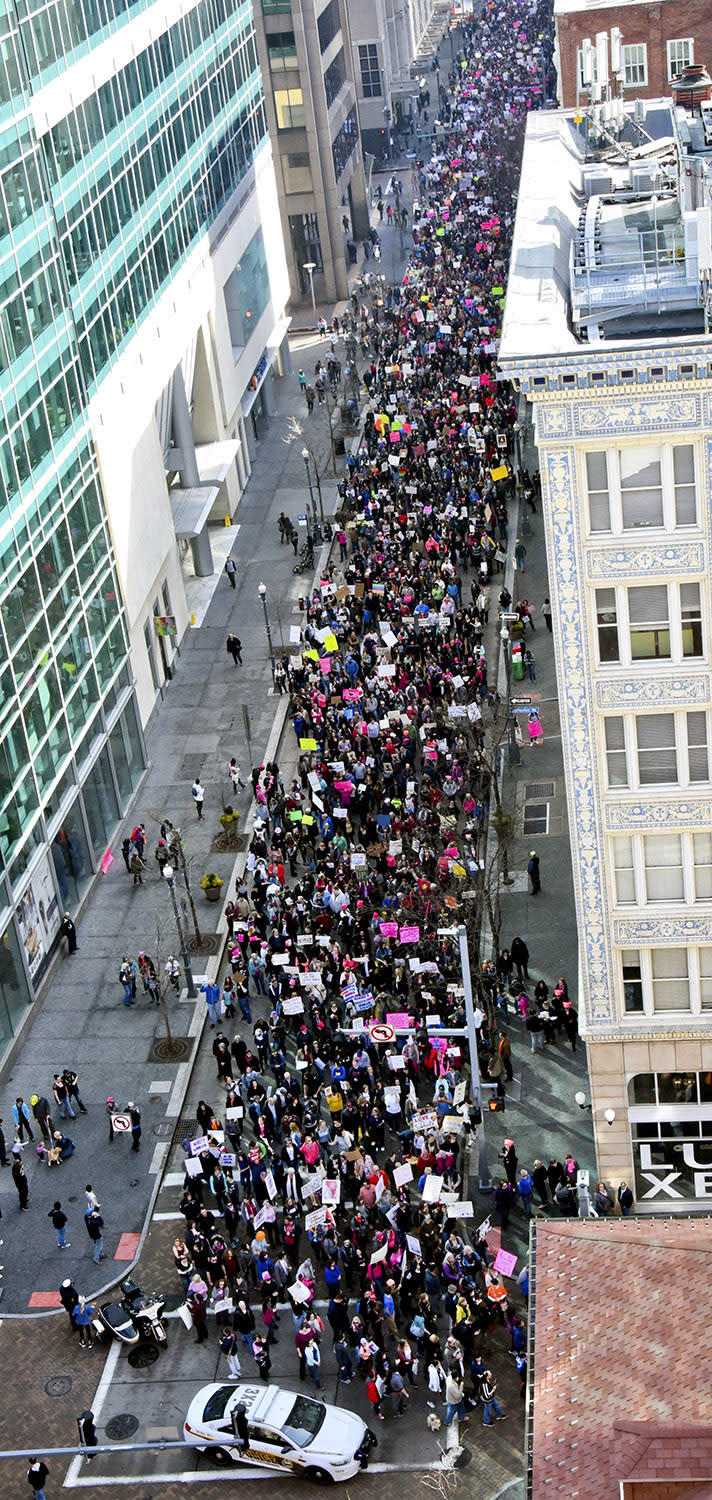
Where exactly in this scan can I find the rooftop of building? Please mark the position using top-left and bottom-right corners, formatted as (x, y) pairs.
(529, 1216), (712, 1500)
(499, 84), (712, 363)
(555, 0), (687, 15)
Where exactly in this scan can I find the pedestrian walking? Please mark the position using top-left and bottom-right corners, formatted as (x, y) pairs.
(49, 1201), (70, 1249)
(60, 912), (78, 954)
(86, 1208), (105, 1262)
(52, 1074), (76, 1120)
(528, 850), (541, 894)
(253, 1334), (271, 1382)
(499, 1137), (518, 1189)
(31, 1094), (54, 1142)
(220, 1327), (242, 1379)
(228, 758), (246, 792)
(106, 1097), (117, 1144)
(514, 537), (526, 571)
(523, 648), (536, 681)
(304, 1336), (321, 1389)
(297, 369), (307, 391)
(12, 1096), (34, 1142)
(481, 1370), (506, 1426)
(119, 960), (135, 1005)
(72, 1297), (95, 1349)
(63, 1067), (87, 1114)
(517, 1169), (534, 1220)
(305, 385), (315, 413)
(542, 596), (552, 631)
(27, 1459), (50, 1500)
(0, 1117), (8, 1166)
(200, 979), (221, 1027)
(85, 1184), (100, 1213)
(60, 1278), (80, 1330)
(510, 935), (529, 980)
(12, 1154), (29, 1208)
(226, 634), (242, 666)
(188, 1277), (209, 1343)
(129, 847), (146, 885)
(128, 1101), (141, 1151)
(224, 556), (237, 589)
(191, 777), (205, 819)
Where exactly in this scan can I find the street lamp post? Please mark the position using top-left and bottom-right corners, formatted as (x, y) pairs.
(303, 261), (316, 313)
(162, 863), (196, 998)
(258, 582), (275, 675)
(301, 447), (320, 533)
(500, 622), (520, 765)
(457, 922), (492, 1191)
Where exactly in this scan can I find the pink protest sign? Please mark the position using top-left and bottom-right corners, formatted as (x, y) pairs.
(343, 688), (362, 700)
(399, 925), (420, 943)
(386, 1012), (413, 1029)
(380, 922), (398, 937)
(493, 1248), (518, 1278)
(319, 657), (331, 674)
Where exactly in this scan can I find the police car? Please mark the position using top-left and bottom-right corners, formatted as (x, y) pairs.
(184, 1382), (377, 1481)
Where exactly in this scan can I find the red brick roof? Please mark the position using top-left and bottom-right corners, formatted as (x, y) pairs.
(530, 1218), (712, 1500)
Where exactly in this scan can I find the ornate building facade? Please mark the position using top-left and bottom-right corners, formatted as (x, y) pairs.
(500, 95), (712, 1208)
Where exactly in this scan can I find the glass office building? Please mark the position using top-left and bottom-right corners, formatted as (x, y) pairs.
(0, 0), (270, 1032)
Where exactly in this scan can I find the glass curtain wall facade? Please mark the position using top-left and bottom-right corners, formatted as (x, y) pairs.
(0, 0), (269, 1029)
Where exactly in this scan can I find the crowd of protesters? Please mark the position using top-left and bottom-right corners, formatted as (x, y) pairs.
(175, 0), (559, 1435)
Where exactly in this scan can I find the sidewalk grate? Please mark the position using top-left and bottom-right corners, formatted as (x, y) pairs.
(524, 781), (555, 799)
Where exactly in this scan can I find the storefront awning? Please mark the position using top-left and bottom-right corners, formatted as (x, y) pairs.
(170, 485), (220, 540)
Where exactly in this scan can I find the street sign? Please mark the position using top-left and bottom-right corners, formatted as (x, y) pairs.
(370, 1023), (396, 1043)
(511, 707), (533, 715)
(510, 696), (531, 705)
(111, 1113), (132, 1133)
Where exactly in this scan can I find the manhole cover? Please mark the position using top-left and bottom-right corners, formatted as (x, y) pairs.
(153, 1121), (174, 1138)
(128, 1344), (160, 1368)
(148, 1036), (192, 1063)
(105, 1414), (140, 1440)
(210, 834), (247, 855)
(45, 1376), (72, 1397)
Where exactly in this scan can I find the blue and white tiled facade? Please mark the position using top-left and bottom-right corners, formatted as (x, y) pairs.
(499, 350), (712, 1205)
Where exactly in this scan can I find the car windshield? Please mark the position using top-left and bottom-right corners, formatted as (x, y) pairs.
(282, 1396), (326, 1448)
(203, 1388), (234, 1422)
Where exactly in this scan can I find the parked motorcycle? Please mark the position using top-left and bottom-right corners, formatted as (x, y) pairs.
(94, 1277), (166, 1347)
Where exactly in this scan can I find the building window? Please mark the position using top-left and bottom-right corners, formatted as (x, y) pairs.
(688, 713), (710, 781)
(622, 950), (643, 1012)
(576, 46), (598, 91)
(629, 585), (669, 660)
(622, 43), (647, 86)
(268, 31), (297, 70)
(667, 38), (693, 80)
(620, 948), (712, 1019)
(358, 43), (381, 98)
(651, 948), (688, 1011)
(282, 151), (312, 193)
(620, 446), (663, 528)
(585, 451), (610, 531)
(584, 443), (697, 533)
(595, 583), (704, 666)
(332, 107), (359, 180)
(317, 0), (339, 53)
(143, 620), (159, 692)
(613, 835), (635, 904)
(324, 48), (345, 108)
(274, 87), (305, 128)
(643, 834), (683, 902)
(636, 714), (677, 785)
(681, 583), (703, 657)
(595, 589), (619, 662)
(604, 716), (628, 787)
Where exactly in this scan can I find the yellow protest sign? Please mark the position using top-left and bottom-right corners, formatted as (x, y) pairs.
(323, 633), (338, 652)
(299, 738), (318, 751)
(490, 465), (508, 482)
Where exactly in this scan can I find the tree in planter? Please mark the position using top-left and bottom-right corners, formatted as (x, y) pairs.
(283, 412), (336, 527)
(147, 814), (203, 946)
